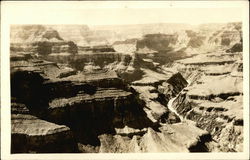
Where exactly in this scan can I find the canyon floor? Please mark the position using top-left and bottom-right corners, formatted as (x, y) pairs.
(10, 23), (244, 153)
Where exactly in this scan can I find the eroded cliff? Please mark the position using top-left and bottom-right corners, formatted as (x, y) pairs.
(10, 51), (209, 153)
(10, 23), (244, 153)
(164, 51), (243, 152)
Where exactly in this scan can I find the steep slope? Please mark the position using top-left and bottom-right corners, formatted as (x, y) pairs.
(10, 53), (152, 152)
(10, 22), (244, 153)
(10, 51), (209, 153)
(164, 51), (243, 152)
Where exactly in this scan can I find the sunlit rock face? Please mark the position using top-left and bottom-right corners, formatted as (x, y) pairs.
(10, 22), (244, 153)
(164, 50), (243, 152)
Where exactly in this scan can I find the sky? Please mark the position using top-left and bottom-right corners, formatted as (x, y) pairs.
(2, 1), (246, 25)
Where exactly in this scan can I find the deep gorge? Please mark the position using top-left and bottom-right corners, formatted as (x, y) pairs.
(10, 22), (243, 153)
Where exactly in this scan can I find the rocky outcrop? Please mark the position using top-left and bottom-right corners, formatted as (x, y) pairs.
(10, 52), (206, 153)
(11, 114), (77, 153)
(131, 68), (188, 124)
(207, 22), (242, 52)
(98, 123), (211, 153)
(11, 54), (158, 152)
(46, 87), (154, 145)
(166, 51), (243, 152)
(44, 51), (152, 84)
(10, 22), (243, 153)
(11, 101), (78, 153)
(171, 94), (243, 152)
(44, 52), (132, 71)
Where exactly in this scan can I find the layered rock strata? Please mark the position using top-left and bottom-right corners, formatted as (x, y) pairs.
(165, 51), (243, 152)
(10, 53), (209, 153)
(11, 101), (78, 153)
(10, 54), (153, 152)
(10, 23), (243, 153)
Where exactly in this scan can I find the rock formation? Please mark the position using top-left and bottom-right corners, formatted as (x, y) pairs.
(163, 51), (243, 152)
(11, 52), (201, 153)
(10, 22), (244, 153)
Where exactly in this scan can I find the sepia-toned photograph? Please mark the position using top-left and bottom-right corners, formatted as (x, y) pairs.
(1, 1), (249, 159)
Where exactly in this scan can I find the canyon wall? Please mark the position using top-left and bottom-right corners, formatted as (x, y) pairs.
(10, 22), (244, 153)
(164, 51), (243, 152)
(10, 51), (208, 153)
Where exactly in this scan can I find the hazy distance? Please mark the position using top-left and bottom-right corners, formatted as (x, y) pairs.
(4, 1), (244, 25)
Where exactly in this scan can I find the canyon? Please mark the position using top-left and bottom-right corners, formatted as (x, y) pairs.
(10, 22), (243, 153)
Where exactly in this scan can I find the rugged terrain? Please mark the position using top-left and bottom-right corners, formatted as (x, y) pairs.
(10, 22), (243, 153)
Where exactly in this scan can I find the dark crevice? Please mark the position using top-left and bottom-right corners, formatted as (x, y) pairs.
(188, 134), (212, 152)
